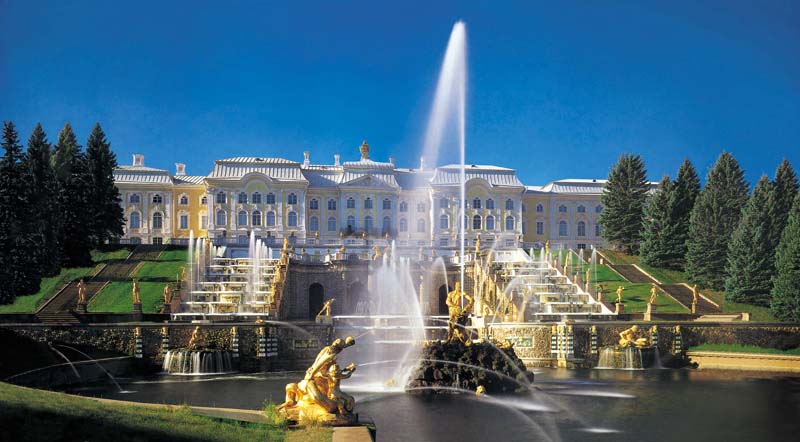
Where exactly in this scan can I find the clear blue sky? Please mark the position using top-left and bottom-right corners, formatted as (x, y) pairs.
(1, 0), (798, 186)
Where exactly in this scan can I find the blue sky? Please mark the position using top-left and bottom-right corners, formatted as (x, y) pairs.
(1, 0), (798, 186)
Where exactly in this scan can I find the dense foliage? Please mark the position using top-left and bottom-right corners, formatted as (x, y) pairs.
(771, 193), (800, 322)
(599, 153), (649, 254)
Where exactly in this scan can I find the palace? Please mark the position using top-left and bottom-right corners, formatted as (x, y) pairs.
(113, 141), (625, 250)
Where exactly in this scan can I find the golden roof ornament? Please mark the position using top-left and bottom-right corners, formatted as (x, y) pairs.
(359, 140), (370, 160)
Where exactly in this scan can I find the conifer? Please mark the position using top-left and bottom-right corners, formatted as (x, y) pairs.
(599, 153), (649, 255)
(640, 176), (683, 268)
(86, 123), (124, 245)
(672, 159), (701, 269)
(771, 193), (800, 321)
(24, 123), (62, 276)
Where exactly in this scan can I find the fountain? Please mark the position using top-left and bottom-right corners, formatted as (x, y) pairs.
(596, 325), (658, 369)
(162, 326), (236, 374)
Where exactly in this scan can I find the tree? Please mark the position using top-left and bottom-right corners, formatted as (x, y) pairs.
(24, 124), (62, 277)
(86, 123), (124, 245)
(686, 151), (749, 290)
(640, 176), (684, 268)
(767, 159), (798, 252)
(672, 159), (701, 269)
(724, 176), (773, 305)
(771, 193), (800, 321)
(52, 123), (93, 267)
(599, 153), (649, 254)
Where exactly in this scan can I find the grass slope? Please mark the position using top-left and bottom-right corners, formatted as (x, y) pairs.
(688, 343), (800, 355)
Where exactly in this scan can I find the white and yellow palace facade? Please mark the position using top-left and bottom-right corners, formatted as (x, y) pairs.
(113, 141), (617, 250)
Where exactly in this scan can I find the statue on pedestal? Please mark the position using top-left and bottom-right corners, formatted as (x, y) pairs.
(649, 284), (658, 305)
(316, 298), (335, 323)
(445, 282), (474, 343)
(616, 286), (624, 304)
(132, 278), (141, 305)
(77, 279), (87, 305)
(163, 285), (171, 304)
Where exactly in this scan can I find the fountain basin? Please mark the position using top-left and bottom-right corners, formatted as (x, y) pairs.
(162, 349), (236, 374)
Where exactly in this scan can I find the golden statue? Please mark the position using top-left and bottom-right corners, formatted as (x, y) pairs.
(316, 298), (335, 319)
(132, 278), (141, 304)
(596, 284), (604, 302)
(445, 282), (474, 343)
(649, 284), (658, 305)
(282, 237), (289, 251)
(278, 337), (357, 424)
(692, 284), (699, 305)
(476, 385), (486, 396)
(163, 285), (171, 304)
(544, 240), (550, 256)
(188, 326), (203, 350)
(474, 236), (481, 256)
(77, 279), (87, 304)
(181, 267), (187, 281)
(618, 325), (649, 348)
(616, 286), (624, 304)
(372, 245), (382, 261)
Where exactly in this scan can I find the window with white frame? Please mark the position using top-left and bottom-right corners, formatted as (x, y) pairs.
(201, 196), (207, 205)
(399, 201), (408, 212)
(536, 221), (544, 235)
(472, 215), (482, 230)
(486, 198), (495, 210)
(505, 199), (514, 210)
(266, 193), (276, 204)
(153, 194), (163, 204)
(382, 216), (391, 233)
(399, 218), (407, 232)
(238, 192), (248, 204)
(439, 197), (449, 209)
(266, 211), (276, 226)
(347, 215), (356, 229)
(472, 198), (481, 209)
(536, 204), (544, 213)
(595, 224), (602, 236)
(577, 205), (586, 213)
(179, 214), (189, 230)
(129, 211), (141, 229)
(595, 205), (603, 213)
(577, 221), (586, 237)
(364, 216), (374, 232)
(327, 217), (336, 231)
(309, 199), (319, 210)
(505, 216), (514, 230)
(152, 212), (163, 229)
(416, 202), (425, 212)
(347, 197), (356, 209)
(216, 210), (226, 226)
(309, 216), (319, 231)
(559, 220), (568, 236)
(252, 192), (262, 204)
(328, 199), (337, 210)
(486, 215), (495, 230)
(558, 205), (567, 213)
(383, 199), (391, 210)
(129, 194), (141, 204)
(287, 211), (298, 227)
(287, 193), (297, 205)
(364, 198), (373, 209)
(252, 210), (262, 226)
(440, 215), (449, 229)
(238, 210), (248, 226)
(179, 195), (188, 205)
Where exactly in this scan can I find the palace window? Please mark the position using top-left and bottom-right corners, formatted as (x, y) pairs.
(152, 212), (163, 229)
(327, 217), (337, 231)
(439, 197), (449, 209)
(129, 212), (141, 229)
(216, 210), (226, 226)
(486, 198), (495, 210)
(416, 202), (425, 212)
(328, 199), (337, 210)
(347, 215), (356, 230)
(440, 215), (449, 229)
(486, 215), (495, 230)
(577, 221), (586, 237)
(216, 192), (226, 204)
(364, 198), (373, 210)
(201, 196), (207, 205)
(559, 220), (568, 236)
(252, 210), (262, 226)
(309, 216), (319, 231)
(382, 216), (391, 233)
(238, 192), (248, 204)
(536, 204), (544, 213)
(252, 192), (262, 204)
(577, 205), (586, 213)
(238, 210), (248, 226)
(152, 194), (163, 204)
(287, 193), (298, 205)
(287, 211), (298, 227)
(364, 216), (374, 232)
(347, 198), (356, 209)
(399, 201), (408, 212)
(179, 214), (188, 230)
(383, 199), (391, 210)
(266, 193), (276, 204)
(439, 239), (449, 247)
(536, 221), (544, 235)
(505, 216), (515, 231)
(417, 219), (425, 233)
(179, 195), (188, 206)
(505, 199), (514, 210)
(472, 198), (482, 209)
(129, 194), (140, 204)
(200, 214), (208, 228)
(266, 211), (276, 227)
(595, 205), (603, 213)
(595, 224), (602, 236)
(309, 199), (319, 210)
(472, 215), (482, 230)
(399, 218), (408, 232)
(558, 205), (567, 213)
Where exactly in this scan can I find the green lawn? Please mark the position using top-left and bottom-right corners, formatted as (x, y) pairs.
(688, 343), (800, 355)
(0, 382), (309, 442)
(702, 290), (778, 322)
(89, 249), (187, 313)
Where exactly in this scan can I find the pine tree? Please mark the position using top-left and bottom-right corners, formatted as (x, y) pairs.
(599, 153), (649, 255)
(640, 176), (684, 268)
(52, 123), (93, 267)
(771, 193), (800, 321)
(86, 123), (124, 245)
(672, 159), (701, 269)
(686, 151), (749, 290)
(24, 123), (62, 276)
(767, 159), (798, 252)
(724, 176), (774, 305)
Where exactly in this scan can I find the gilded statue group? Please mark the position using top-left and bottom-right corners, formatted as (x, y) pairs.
(445, 282), (474, 344)
(278, 336), (358, 424)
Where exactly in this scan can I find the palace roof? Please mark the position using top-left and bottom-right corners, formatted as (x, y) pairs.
(431, 164), (524, 188)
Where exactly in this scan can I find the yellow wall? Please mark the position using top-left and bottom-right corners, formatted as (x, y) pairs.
(173, 185), (207, 238)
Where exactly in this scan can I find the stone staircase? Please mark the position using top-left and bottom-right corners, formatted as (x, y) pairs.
(663, 283), (720, 314)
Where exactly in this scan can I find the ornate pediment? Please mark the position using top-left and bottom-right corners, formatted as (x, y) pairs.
(340, 174), (397, 189)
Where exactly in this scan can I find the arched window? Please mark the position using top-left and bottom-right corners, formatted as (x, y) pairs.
(327, 217), (336, 231)
(486, 215), (495, 230)
(364, 216), (374, 232)
(364, 198), (373, 209)
(382, 199), (391, 210)
(216, 192), (226, 204)
(417, 219), (425, 232)
(595, 224), (602, 236)
(287, 193), (298, 205)
(238, 192), (248, 204)
(179, 195), (188, 205)
(505, 199), (514, 210)
(216, 210), (226, 226)
(417, 202), (426, 212)
(577, 205), (586, 213)
(559, 220), (568, 236)
(129, 211), (140, 229)
(328, 199), (337, 210)
(440, 215), (449, 229)
(309, 216), (319, 231)
(152, 194), (163, 204)
(151, 212), (162, 229)
(472, 198), (482, 209)
(252, 210), (262, 226)
(536, 204), (544, 213)
(129, 194), (140, 204)
(399, 201), (408, 212)
(201, 196), (207, 205)
(486, 198), (495, 210)
(347, 215), (356, 229)
(595, 205), (603, 213)
(558, 205), (567, 213)
(266, 211), (276, 226)
(347, 197), (356, 209)
(439, 197), (449, 209)
(238, 210), (248, 226)
(309, 199), (319, 210)
(266, 193), (276, 204)
(252, 192), (262, 204)
(505, 216), (515, 231)
(287, 211), (298, 227)
(577, 221), (586, 237)
(472, 215), (482, 230)
(399, 218), (408, 232)
(382, 216), (391, 233)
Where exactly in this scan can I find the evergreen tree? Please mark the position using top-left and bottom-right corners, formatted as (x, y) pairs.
(52, 123), (93, 267)
(767, 159), (798, 251)
(599, 153), (649, 255)
(771, 193), (800, 321)
(86, 123), (124, 245)
(724, 176), (773, 305)
(24, 123), (62, 276)
(640, 176), (684, 268)
(686, 151), (749, 290)
(672, 159), (701, 269)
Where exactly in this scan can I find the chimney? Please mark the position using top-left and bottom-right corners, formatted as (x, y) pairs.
(389, 156), (395, 166)
(303, 151), (310, 167)
(419, 156), (426, 170)
(133, 154), (144, 167)
(175, 163), (186, 176)
(334, 154), (341, 166)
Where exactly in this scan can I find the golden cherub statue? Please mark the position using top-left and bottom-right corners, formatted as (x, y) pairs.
(445, 282), (474, 343)
(618, 325), (649, 348)
(132, 278), (141, 304)
(649, 284), (658, 305)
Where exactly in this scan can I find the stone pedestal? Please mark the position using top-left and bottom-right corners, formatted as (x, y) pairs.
(162, 303), (171, 314)
(691, 302), (697, 314)
(615, 303), (625, 314)
(76, 303), (87, 314)
(133, 302), (143, 320)
(644, 303), (656, 321)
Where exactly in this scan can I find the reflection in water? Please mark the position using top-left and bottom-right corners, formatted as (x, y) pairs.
(64, 368), (800, 442)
